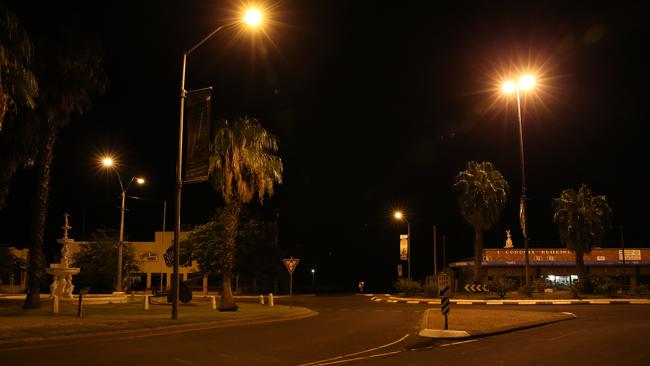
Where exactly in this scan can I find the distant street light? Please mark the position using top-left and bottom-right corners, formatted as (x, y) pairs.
(101, 156), (145, 293)
(311, 268), (315, 286)
(393, 210), (411, 279)
(501, 73), (536, 289)
(173, 7), (265, 319)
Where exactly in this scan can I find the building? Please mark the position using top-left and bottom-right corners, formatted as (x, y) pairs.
(67, 231), (201, 291)
(449, 247), (650, 288)
(0, 247), (28, 293)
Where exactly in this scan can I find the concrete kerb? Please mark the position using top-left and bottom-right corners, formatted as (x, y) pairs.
(370, 295), (650, 305)
(417, 308), (577, 339)
(0, 309), (318, 351)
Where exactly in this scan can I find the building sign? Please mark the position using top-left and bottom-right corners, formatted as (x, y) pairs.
(399, 234), (408, 260)
(619, 250), (641, 261)
(139, 251), (158, 262)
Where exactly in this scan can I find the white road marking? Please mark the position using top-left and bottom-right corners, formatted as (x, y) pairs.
(297, 334), (410, 366)
(439, 339), (478, 347)
(308, 350), (402, 365)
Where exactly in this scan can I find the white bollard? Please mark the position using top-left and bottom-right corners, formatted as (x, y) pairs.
(259, 295), (265, 305)
(268, 293), (274, 307)
(143, 295), (150, 310)
(52, 295), (59, 314)
(211, 296), (217, 310)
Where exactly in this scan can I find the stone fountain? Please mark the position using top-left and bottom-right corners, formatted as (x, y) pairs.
(45, 213), (80, 300)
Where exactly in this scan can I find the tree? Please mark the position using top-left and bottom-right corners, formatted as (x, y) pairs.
(0, 5), (38, 130)
(208, 117), (283, 311)
(22, 33), (106, 309)
(454, 161), (509, 283)
(0, 5), (39, 208)
(553, 184), (611, 293)
(0, 243), (24, 276)
(181, 208), (281, 287)
(72, 229), (139, 294)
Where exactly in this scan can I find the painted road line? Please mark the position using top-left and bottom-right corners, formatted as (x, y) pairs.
(487, 301), (503, 305)
(309, 350), (403, 366)
(439, 339), (478, 347)
(427, 301), (438, 305)
(387, 300), (398, 303)
(552, 300), (572, 305)
(406, 300), (420, 304)
(297, 334), (409, 366)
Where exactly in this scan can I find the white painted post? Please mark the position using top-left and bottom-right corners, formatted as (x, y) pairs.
(52, 295), (59, 314)
(259, 295), (265, 305)
(211, 295), (216, 310)
(268, 293), (274, 307)
(143, 295), (150, 310)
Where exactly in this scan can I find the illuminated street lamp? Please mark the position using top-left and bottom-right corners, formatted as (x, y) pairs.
(173, 7), (263, 319)
(311, 268), (315, 286)
(101, 156), (145, 292)
(502, 73), (536, 289)
(393, 210), (411, 279)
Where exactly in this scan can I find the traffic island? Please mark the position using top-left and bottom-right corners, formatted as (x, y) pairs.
(0, 297), (315, 349)
(418, 308), (576, 339)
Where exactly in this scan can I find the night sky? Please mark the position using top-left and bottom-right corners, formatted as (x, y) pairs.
(2, 1), (649, 291)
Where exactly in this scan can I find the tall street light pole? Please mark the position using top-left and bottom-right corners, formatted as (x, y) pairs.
(173, 8), (263, 320)
(394, 211), (411, 279)
(101, 156), (145, 292)
(502, 74), (535, 289)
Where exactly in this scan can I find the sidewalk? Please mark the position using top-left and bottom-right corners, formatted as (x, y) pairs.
(418, 308), (576, 339)
(371, 295), (650, 305)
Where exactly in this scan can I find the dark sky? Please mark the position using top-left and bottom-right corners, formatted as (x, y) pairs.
(2, 1), (649, 289)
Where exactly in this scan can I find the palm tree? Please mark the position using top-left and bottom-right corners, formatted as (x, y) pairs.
(0, 5), (39, 208)
(553, 184), (611, 293)
(0, 5), (38, 130)
(454, 161), (509, 283)
(22, 34), (106, 310)
(208, 117), (283, 311)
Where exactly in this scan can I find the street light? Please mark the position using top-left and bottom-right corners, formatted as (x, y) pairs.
(311, 268), (315, 286)
(501, 73), (536, 289)
(393, 210), (411, 279)
(101, 156), (145, 293)
(173, 7), (264, 319)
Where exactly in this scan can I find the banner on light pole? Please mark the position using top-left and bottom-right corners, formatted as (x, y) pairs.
(399, 234), (408, 260)
(184, 88), (212, 184)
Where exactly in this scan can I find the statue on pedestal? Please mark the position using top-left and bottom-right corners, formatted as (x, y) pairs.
(504, 229), (514, 248)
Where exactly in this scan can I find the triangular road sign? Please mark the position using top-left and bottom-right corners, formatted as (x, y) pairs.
(283, 258), (300, 274)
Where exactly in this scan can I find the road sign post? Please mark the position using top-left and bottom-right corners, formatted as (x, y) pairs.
(437, 272), (451, 330)
(283, 257), (300, 298)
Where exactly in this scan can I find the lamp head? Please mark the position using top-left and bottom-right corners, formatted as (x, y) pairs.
(394, 211), (403, 220)
(519, 74), (535, 91)
(502, 80), (516, 94)
(101, 156), (114, 168)
(135, 177), (145, 185)
(243, 8), (262, 27)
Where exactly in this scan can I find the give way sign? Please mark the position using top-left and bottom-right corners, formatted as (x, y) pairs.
(283, 258), (300, 274)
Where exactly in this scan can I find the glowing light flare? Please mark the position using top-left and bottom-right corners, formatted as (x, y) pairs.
(394, 211), (404, 220)
(136, 177), (145, 185)
(101, 156), (114, 167)
(519, 74), (535, 90)
(502, 81), (516, 94)
(243, 8), (262, 27)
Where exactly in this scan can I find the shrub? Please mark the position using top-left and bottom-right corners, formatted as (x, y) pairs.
(487, 277), (515, 298)
(531, 278), (552, 293)
(589, 275), (619, 296)
(393, 278), (421, 296)
(423, 276), (438, 297)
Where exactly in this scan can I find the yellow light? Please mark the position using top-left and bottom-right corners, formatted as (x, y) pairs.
(136, 177), (145, 185)
(243, 8), (262, 27)
(101, 157), (114, 167)
(519, 74), (535, 91)
(502, 81), (516, 94)
(394, 211), (403, 220)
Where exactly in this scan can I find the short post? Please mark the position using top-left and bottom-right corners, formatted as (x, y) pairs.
(259, 295), (265, 305)
(143, 295), (150, 310)
(52, 295), (59, 314)
(77, 290), (87, 318)
(202, 275), (208, 295)
(268, 293), (274, 307)
(211, 295), (216, 310)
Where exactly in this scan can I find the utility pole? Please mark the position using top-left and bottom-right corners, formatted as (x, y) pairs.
(621, 225), (626, 293)
(442, 235), (447, 271)
(433, 225), (438, 277)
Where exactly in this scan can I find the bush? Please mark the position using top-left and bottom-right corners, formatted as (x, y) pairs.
(423, 276), (438, 297)
(589, 275), (619, 296)
(517, 284), (532, 297)
(486, 277), (515, 298)
(531, 278), (552, 293)
(393, 278), (421, 296)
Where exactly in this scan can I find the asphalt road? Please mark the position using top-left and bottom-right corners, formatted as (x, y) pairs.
(1, 295), (649, 366)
